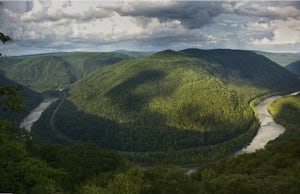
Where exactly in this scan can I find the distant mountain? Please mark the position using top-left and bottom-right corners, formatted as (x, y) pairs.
(286, 61), (300, 76)
(0, 52), (131, 92)
(256, 51), (300, 67)
(114, 50), (154, 58)
(34, 49), (300, 163)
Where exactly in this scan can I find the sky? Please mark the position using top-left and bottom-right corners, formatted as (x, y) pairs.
(1, 0), (300, 56)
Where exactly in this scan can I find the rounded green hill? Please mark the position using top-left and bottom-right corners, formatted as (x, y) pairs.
(33, 49), (300, 163)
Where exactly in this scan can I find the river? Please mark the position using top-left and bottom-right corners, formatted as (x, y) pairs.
(19, 98), (58, 131)
(237, 91), (299, 155)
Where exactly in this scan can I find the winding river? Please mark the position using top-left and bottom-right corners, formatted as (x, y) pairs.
(237, 91), (299, 155)
(19, 98), (58, 131)
(20, 90), (298, 158)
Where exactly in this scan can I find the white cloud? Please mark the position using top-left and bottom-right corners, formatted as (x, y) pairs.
(252, 37), (272, 45)
(252, 19), (300, 46)
(266, 6), (300, 18)
(1, 1), (300, 55)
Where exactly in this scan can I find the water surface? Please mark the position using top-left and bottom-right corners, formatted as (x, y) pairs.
(20, 98), (58, 131)
(237, 96), (285, 154)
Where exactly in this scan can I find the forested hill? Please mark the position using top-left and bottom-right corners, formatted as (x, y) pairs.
(0, 52), (131, 92)
(286, 60), (300, 76)
(34, 49), (300, 163)
(180, 49), (300, 90)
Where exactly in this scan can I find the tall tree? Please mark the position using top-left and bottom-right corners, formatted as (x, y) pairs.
(0, 32), (24, 112)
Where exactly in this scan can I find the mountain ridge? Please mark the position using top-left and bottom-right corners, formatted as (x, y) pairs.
(0, 52), (132, 92)
(32, 48), (300, 163)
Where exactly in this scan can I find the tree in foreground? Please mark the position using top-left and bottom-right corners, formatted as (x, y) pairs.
(0, 32), (63, 193)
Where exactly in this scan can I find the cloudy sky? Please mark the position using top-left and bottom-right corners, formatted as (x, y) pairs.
(1, 0), (300, 56)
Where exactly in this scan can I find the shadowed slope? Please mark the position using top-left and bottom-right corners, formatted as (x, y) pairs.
(33, 49), (300, 163)
(286, 61), (300, 76)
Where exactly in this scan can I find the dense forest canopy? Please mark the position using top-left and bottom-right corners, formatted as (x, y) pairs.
(28, 49), (300, 164)
(1, 40), (300, 192)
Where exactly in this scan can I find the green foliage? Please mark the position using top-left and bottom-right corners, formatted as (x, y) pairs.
(0, 84), (24, 112)
(78, 166), (201, 194)
(268, 94), (300, 127)
(29, 143), (125, 192)
(71, 53), (300, 194)
(32, 98), (258, 164)
(0, 119), (124, 193)
(142, 166), (200, 194)
(0, 52), (131, 92)
(69, 52), (256, 132)
(34, 49), (299, 164)
(0, 47), (300, 194)
(0, 31), (28, 116)
(192, 94), (300, 193)
(0, 75), (43, 123)
(0, 34), (62, 192)
(0, 32), (125, 193)
(180, 49), (300, 91)
(101, 167), (144, 194)
(0, 120), (63, 194)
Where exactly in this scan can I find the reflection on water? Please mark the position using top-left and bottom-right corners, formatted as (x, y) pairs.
(237, 96), (285, 155)
(20, 98), (58, 131)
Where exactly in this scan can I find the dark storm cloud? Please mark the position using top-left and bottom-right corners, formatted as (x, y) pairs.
(105, 1), (228, 29)
(106, 1), (300, 27)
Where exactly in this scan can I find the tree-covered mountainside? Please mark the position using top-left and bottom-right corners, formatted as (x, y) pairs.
(256, 51), (300, 67)
(2, 69), (300, 194)
(180, 49), (299, 89)
(0, 52), (131, 92)
(70, 49), (299, 133)
(286, 61), (300, 76)
(74, 93), (300, 194)
(114, 50), (154, 58)
(32, 49), (300, 163)
(0, 73), (43, 123)
(72, 93), (300, 193)
(4, 65), (300, 193)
